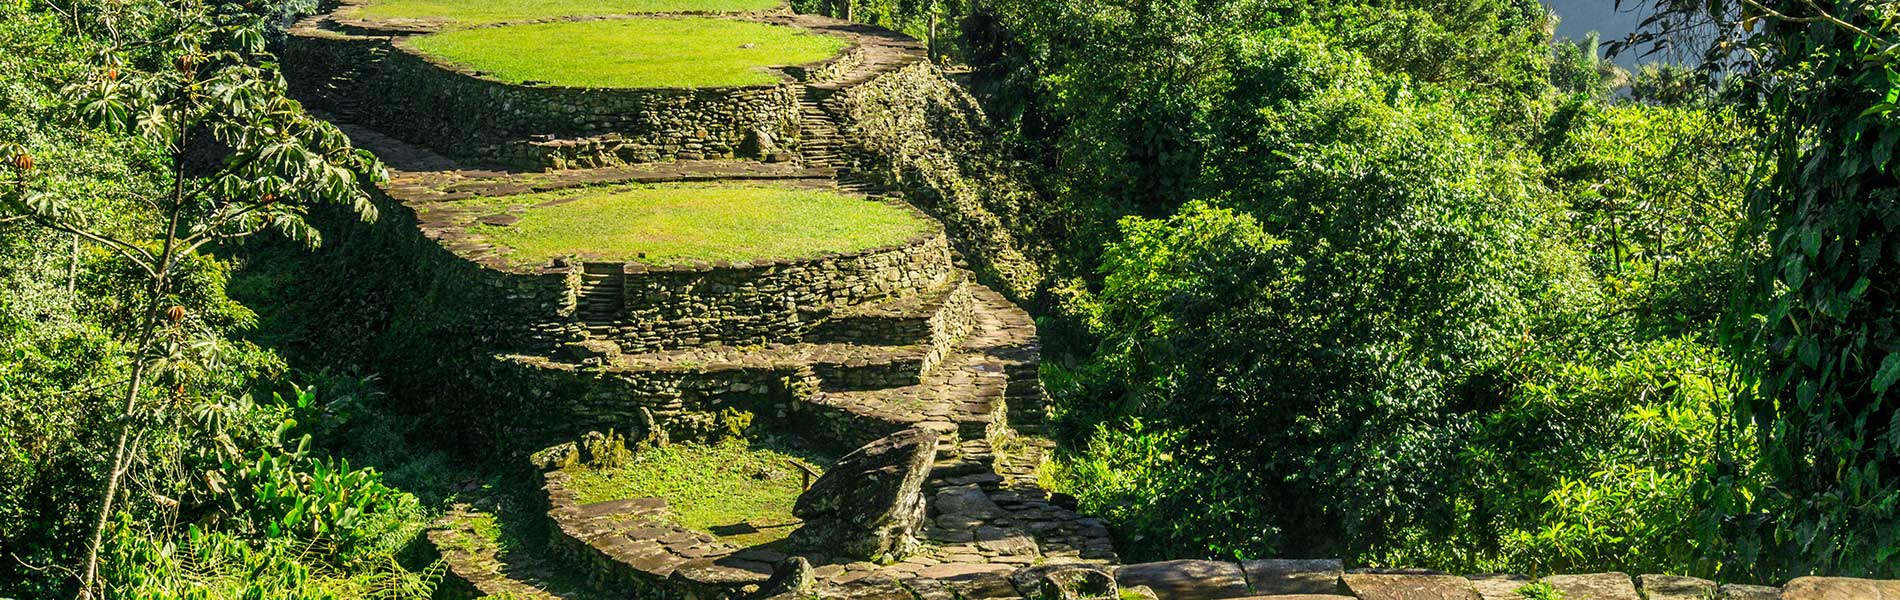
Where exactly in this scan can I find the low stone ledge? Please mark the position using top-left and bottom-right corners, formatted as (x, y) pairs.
(1242, 559), (1345, 596)
(1115, 560), (1252, 600)
(1639, 574), (1716, 600)
(1540, 572), (1638, 600)
(1341, 572), (1479, 600)
(1465, 574), (1531, 600)
(543, 467), (765, 599)
(1782, 577), (1900, 599)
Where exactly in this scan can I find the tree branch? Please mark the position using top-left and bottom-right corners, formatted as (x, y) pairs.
(1741, 0), (1889, 45)
(36, 219), (158, 278)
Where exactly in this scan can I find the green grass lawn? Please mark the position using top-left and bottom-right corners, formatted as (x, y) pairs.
(464, 183), (933, 267)
(356, 0), (783, 25)
(408, 18), (848, 88)
(565, 440), (828, 546)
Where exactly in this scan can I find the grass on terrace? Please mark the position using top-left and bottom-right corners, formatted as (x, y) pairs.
(463, 182), (933, 267)
(355, 0), (783, 26)
(408, 18), (848, 88)
(565, 439), (828, 546)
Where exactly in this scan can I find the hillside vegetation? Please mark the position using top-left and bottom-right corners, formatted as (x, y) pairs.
(821, 0), (1895, 581)
(2, 0), (1897, 595)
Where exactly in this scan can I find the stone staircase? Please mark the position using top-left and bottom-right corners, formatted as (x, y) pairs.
(577, 263), (625, 338)
(799, 88), (845, 169)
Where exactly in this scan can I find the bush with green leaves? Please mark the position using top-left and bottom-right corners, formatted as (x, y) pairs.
(105, 522), (436, 600)
(1539, 100), (1760, 338)
(1043, 29), (1764, 577)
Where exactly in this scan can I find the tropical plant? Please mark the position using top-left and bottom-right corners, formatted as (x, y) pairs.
(0, 1), (385, 593)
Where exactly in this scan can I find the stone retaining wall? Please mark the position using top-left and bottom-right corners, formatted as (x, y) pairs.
(360, 188), (585, 353)
(284, 21), (805, 170)
(543, 471), (754, 600)
(600, 227), (954, 353)
(494, 354), (940, 454)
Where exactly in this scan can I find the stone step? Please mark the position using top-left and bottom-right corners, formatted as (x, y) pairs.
(810, 276), (971, 348)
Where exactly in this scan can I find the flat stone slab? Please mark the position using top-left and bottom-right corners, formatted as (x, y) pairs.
(1241, 559), (1343, 595)
(1718, 583), (1780, 599)
(1540, 573), (1639, 600)
(1639, 574), (1716, 600)
(1342, 573), (1480, 600)
(1115, 560), (1251, 600)
(1782, 577), (1900, 599)
(936, 484), (1005, 519)
(914, 562), (1015, 580)
(1465, 574), (1532, 600)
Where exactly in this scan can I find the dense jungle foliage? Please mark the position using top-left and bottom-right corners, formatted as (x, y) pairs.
(0, 1), (437, 597)
(3, 0), (1898, 596)
(840, 0), (1898, 583)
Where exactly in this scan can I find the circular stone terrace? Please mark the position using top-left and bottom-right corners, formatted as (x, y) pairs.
(346, 0), (786, 28)
(289, 0), (922, 170)
(407, 17), (851, 90)
(423, 180), (934, 269)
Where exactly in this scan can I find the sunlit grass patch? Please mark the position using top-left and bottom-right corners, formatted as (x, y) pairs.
(356, 0), (783, 26)
(408, 18), (848, 88)
(459, 182), (933, 267)
(564, 439), (828, 546)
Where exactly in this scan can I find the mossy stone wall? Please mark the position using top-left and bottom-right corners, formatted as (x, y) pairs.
(284, 28), (802, 170)
(600, 230), (955, 353)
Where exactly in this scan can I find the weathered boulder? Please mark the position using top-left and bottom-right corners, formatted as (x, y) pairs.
(1042, 567), (1118, 600)
(529, 441), (579, 471)
(789, 427), (939, 560)
(759, 556), (815, 597)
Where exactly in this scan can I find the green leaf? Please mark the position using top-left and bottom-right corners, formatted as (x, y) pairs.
(1799, 337), (1821, 369)
(1874, 353), (1900, 394)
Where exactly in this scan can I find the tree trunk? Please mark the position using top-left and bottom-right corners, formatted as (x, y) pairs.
(928, 12), (939, 61)
(80, 141), (188, 599)
(76, 355), (150, 600)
